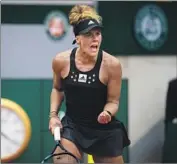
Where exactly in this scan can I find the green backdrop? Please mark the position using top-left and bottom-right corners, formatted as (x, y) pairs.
(1, 79), (129, 163)
(98, 1), (177, 55)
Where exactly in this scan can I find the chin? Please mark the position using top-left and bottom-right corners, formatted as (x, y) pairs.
(88, 49), (99, 57)
(89, 52), (98, 57)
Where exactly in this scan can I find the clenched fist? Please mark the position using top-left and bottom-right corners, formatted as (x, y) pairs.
(49, 117), (62, 134)
(97, 111), (112, 124)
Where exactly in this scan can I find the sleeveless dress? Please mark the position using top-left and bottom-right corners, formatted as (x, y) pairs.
(60, 47), (130, 156)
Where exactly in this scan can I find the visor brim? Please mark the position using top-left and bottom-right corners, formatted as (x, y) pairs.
(72, 24), (103, 44)
(79, 24), (103, 35)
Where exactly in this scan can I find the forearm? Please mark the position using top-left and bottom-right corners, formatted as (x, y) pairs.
(103, 101), (119, 116)
(50, 88), (64, 116)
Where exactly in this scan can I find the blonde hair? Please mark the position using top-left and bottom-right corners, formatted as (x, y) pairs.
(69, 5), (102, 26)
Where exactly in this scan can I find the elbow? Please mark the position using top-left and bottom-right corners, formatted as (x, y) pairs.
(52, 88), (64, 99)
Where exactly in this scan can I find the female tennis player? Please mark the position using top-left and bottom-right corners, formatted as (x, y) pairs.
(49, 4), (130, 164)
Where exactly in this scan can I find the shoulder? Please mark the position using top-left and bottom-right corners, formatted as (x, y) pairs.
(169, 78), (177, 85)
(169, 78), (177, 89)
(102, 51), (122, 73)
(53, 49), (72, 64)
(52, 49), (72, 72)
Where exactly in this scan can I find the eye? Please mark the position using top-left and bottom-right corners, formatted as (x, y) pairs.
(96, 31), (101, 36)
(84, 32), (92, 37)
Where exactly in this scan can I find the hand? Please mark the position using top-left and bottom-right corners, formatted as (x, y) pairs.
(97, 111), (111, 124)
(49, 117), (62, 134)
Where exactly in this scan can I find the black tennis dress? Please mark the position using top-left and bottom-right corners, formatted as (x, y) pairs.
(60, 47), (130, 156)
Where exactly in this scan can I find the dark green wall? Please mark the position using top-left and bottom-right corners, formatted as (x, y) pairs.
(1, 5), (73, 24)
(1, 80), (41, 162)
(1, 79), (129, 163)
(98, 1), (177, 55)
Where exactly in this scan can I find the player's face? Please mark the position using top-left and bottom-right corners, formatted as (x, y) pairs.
(77, 28), (102, 57)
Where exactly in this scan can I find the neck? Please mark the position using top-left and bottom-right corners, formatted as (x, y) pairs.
(76, 47), (98, 64)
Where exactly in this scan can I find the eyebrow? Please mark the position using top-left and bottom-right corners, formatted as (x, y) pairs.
(85, 29), (101, 35)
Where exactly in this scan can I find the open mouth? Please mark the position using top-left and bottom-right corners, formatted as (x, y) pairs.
(90, 45), (98, 51)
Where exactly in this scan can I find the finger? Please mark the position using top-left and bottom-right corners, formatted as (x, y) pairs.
(104, 116), (110, 123)
(49, 124), (54, 132)
(108, 115), (111, 122)
(100, 116), (107, 124)
(103, 112), (111, 122)
(51, 128), (54, 135)
(103, 117), (108, 124)
(98, 113), (108, 124)
(99, 113), (104, 118)
(55, 121), (63, 129)
(59, 123), (63, 128)
(100, 115), (105, 121)
(105, 114), (110, 121)
(53, 119), (62, 128)
(101, 115), (110, 124)
(97, 116), (102, 123)
(97, 116), (104, 124)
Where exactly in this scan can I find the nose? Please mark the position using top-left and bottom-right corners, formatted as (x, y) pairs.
(92, 33), (99, 41)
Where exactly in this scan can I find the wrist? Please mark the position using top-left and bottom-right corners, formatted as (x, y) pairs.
(104, 110), (112, 117)
(49, 111), (58, 118)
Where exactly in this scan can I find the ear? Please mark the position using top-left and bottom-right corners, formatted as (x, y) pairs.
(76, 36), (80, 44)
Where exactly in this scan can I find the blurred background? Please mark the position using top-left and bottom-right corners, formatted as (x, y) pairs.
(1, 0), (177, 163)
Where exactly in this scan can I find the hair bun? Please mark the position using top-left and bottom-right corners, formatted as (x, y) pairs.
(69, 5), (102, 26)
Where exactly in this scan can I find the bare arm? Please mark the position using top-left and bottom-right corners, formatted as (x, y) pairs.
(103, 58), (122, 116)
(49, 56), (65, 117)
